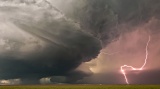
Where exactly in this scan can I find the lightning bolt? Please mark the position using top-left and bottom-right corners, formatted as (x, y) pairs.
(120, 36), (151, 84)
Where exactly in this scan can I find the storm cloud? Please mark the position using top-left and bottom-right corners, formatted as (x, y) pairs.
(0, 0), (160, 84)
(55, 0), (160, 84)
(0, 0), (101, 84)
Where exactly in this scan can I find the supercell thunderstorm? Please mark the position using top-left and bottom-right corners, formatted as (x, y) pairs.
(0, 0), (160, 84)
(0, 0), (101, 84)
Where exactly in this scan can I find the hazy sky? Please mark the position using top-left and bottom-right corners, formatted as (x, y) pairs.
(0, 0), (160, 85)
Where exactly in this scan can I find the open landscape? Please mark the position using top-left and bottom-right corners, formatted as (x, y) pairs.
(0, 85), (160, 89)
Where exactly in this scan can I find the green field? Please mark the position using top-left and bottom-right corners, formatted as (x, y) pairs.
(0, 85), (160, 89)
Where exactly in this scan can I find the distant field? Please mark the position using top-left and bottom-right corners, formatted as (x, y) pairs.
(0, 85), (160, 89)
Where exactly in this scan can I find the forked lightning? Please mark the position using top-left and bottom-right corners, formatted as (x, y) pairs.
(120, 36), (150, 84)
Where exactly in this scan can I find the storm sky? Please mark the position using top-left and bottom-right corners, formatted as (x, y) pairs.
(0, 0), (160, 85)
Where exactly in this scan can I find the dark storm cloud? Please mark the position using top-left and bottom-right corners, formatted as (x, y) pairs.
(61, 0), (160, 45)
(58, 0), (160, 84)
(0, 0), (101, 84)
(1, 0), (160, 84)
(62, 0), (119, 45)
